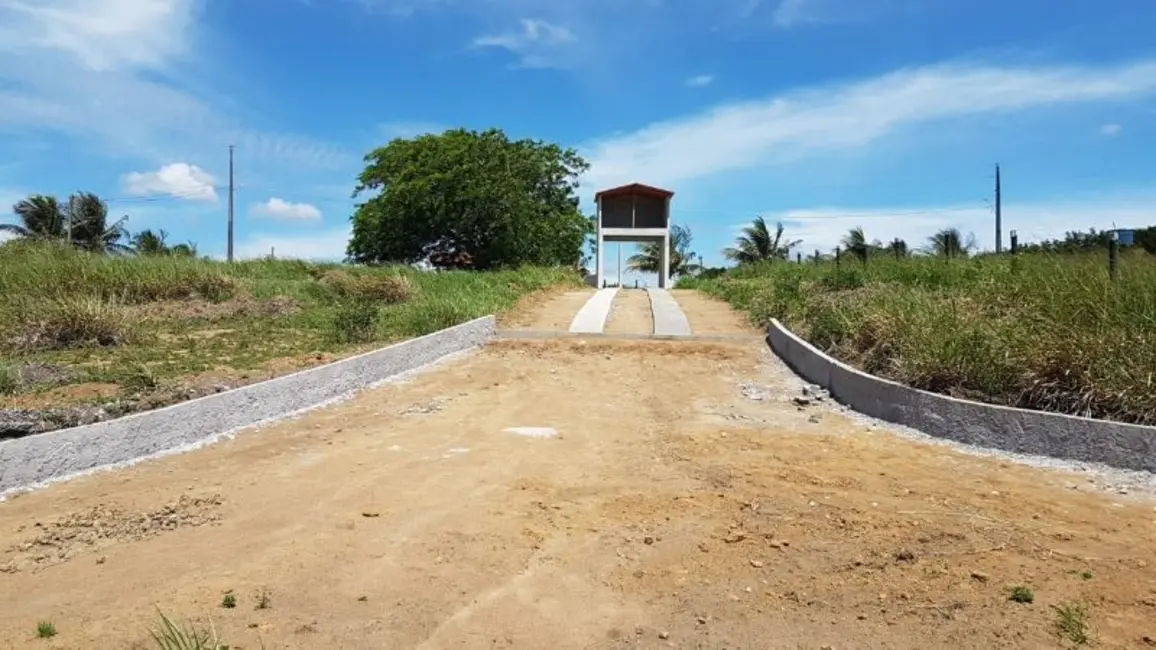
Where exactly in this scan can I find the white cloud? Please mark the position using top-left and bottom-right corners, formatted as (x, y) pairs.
(121, 163), (218, 201)
(581, 59), (1156, 191)
(0, 0), (196, 71)
(686, 74), (714, 87)
(473, 18), (578, 68)
(236, 226), (351, 261)
(249, 197), (323, 222)
(1100, 123), (1123, 136)
(0, 0), (353, 170)
(743, 195), (1156, 258)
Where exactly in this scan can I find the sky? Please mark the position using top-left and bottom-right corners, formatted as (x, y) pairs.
(1, 0), (1155, 277)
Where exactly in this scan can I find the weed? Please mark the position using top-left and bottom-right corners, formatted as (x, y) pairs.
(1081, 571), (1094, 580)
(0, 364), (15, 396)
(220, 592), (236, 609)
(10, 296), (135, 351)
(329, 300), (380, 344)
(149, 609), (224, 650)
(254, 588), (271, 610)
(1053, 601), (1091, 645)
(36, 621), (56, 639)
(119, 361), (159, 393)
(1009, 586), (1035, 604)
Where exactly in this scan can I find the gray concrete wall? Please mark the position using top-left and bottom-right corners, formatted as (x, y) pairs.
(767, 319), (1156, 472)
(0, 316), (496, 495)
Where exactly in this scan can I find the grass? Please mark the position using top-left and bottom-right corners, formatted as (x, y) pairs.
(149, 609), (226, 650)
(36, 621), (56, 639)
(1009, 586), (1035, 604)
(0, 240), (580, 423)
(1053, 601), (1091, 645)
(680, 251), (1156, 425)
(220, 592), (236, 609)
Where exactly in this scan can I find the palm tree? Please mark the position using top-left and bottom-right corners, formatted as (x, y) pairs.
(627, 223), (701, 278)
(169, 241), (198, 257)
(841, 226), (871, 263)
(927, 228), (976, 259)
(66, 192), (132, 254)
(723, 216), (802, 264)
(3, 195), (67, 239)
(886, 238), (908, 258)
(132, 229), (170, 255)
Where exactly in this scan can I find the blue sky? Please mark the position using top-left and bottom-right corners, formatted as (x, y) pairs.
(2, 0), (1155, 276)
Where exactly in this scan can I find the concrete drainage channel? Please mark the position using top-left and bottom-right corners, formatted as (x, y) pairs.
(767, 318), (1156, 473)
(0, 316), (496, 496)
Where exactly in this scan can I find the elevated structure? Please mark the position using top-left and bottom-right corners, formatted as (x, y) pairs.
(594, 183), (674, 289)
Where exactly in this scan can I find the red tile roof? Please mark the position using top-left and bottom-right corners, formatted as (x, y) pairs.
(594, 183), (675, 201)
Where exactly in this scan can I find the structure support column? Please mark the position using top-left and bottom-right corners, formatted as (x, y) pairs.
(595, 199), (604, 288)
(660, 233), (670, 289)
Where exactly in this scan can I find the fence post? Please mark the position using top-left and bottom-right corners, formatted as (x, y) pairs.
(796, 252), (802, 264)
(1109, 236), (1119, 281)
(1010, 230), (1018, 255)
(814, 249), (820, 263)
(835, 247), (841, 268)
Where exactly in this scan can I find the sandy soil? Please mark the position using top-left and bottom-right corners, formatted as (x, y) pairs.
(671, 290), (760, 335)
(604, 289), (654, 335)
(498, 288), (595, 331)
(2, 294), (1156, 648)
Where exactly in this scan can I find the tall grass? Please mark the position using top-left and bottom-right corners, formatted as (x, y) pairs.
(681, 251), (1156, 424)
(0, 240), (579, 391)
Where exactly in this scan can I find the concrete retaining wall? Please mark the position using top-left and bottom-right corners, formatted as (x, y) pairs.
(0, 316), (496, 494)
(767, 319), (1156, 472)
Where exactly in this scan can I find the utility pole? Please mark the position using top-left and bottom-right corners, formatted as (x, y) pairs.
(227, 145), (235, 263)
(995, 163), (1002, 254)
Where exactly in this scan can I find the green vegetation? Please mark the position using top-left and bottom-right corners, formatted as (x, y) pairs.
(627, 223), (702, 278)
(1009, 586), (1035, 604)
(220, 592), (236, 609)
(1052, 601), (1091, 645)
(348, 128), (591, 270)
(36, 621), (56, 639)
(682, 221), (1156, 425)
(0, 240), (578, 421)
(149, 609), (228, 650)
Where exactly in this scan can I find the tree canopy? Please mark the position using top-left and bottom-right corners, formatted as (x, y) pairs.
(347, 128), (592, 270)
(724, 217), (801, 264)
(3, 192), (131, 254)
(627, 223), (701, 278)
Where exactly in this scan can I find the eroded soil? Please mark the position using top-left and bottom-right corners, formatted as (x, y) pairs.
(1, 293), (1154, 649)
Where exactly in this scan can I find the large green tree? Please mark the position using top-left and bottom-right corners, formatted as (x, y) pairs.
(626, 223), (701, 278)
(347, 128), (591, 270)
(724, 216), (801, 264)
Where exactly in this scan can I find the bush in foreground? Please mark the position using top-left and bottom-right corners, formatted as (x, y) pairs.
(681, 252), (1156, 425)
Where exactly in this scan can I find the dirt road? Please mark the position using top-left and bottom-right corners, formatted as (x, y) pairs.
(2, 291), (1155, 648)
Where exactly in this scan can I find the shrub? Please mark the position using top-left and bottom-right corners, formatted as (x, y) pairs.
(319, 270), (414, 305)
(329, 300), (381, 344)
(11, 297), (135, 351)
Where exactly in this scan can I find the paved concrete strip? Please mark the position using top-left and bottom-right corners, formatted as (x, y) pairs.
(568, 288), (618, 334)
(495, 330), (763, 343)
(646, 288), (692, 337)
